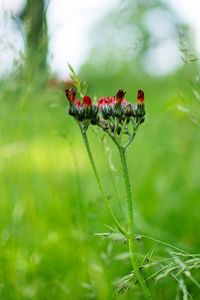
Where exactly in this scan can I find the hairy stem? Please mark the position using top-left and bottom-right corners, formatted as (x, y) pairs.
(80, 128), (128, 237)
(118, 146), (152, 299)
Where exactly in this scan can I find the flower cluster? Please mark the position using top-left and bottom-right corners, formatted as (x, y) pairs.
(98, 89), (145, 123)
(65, 88), (99, 123)
(65, 87), (145, 137)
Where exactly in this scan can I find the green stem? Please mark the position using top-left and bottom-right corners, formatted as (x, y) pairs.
(124, 119), (139, 149)
(80, 128), (128, 237)
(118, 146), (152, 299)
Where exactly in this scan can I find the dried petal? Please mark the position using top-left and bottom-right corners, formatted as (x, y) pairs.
(65, 88), (76, 103)
(116, 90), (126, 103)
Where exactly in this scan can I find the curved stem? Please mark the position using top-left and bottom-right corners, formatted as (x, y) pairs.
(118, 146), (152, 299)
(80, 128), (128, 237)
(124, 119), (139, 149)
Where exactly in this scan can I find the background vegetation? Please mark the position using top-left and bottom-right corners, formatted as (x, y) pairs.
(0, 0), (200, 299)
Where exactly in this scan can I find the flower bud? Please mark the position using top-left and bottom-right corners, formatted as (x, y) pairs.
(116, 90), (126, 103)
(91, 105), (99, 118)
(68, 105), (77, 117)
(65, 88), (76, 103)
(137, 90), (144, 104)
(114, 105), (123, 118)
(83, 95), (92, 106)
(131, 104), (138, 117)
(122, 103), (132, 116)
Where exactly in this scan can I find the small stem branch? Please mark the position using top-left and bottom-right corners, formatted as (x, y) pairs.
(80, 126), (128, 237)
(118, 146), (152, 299)
(124, 119), (139, 149)
(118, 118), (127, 139)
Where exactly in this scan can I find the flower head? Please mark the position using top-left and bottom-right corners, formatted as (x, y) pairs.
(137, 90), (144, 104)
(65, 88), (98, 122)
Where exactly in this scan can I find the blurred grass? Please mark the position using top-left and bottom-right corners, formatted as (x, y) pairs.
(0, 71), (200, 300)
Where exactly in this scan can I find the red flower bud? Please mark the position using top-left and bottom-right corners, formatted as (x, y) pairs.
(65, 88), (76, 103)
(83, 95), (92, 106)
(98, 97), (106, 107)
(98, 96), (116, 107)
(116, 90), (126, 103)
(137, 90), (144, 104)
(74, 99), (82, 107)
(107, 96), (116, 104)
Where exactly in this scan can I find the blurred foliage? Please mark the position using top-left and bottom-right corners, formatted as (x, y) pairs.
(21, 0), (48, 74)
(178, 33), (200, 126)
(0, 0), (200, 299)
(81, 0), (187, 76)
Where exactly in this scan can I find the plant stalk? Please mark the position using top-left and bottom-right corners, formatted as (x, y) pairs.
(118, 145), (152, 299)
(80, 129), (128, 237)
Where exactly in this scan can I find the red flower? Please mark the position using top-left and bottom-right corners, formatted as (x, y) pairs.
(137, 90), (144, 104)
(107, 96), (116, 104)
(97, 91), (128, 115)
(98, 97), (109, 107)
(98, 96), (117, 107)
(83, 95), (92, 106)
(74, 99), (82, 107)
